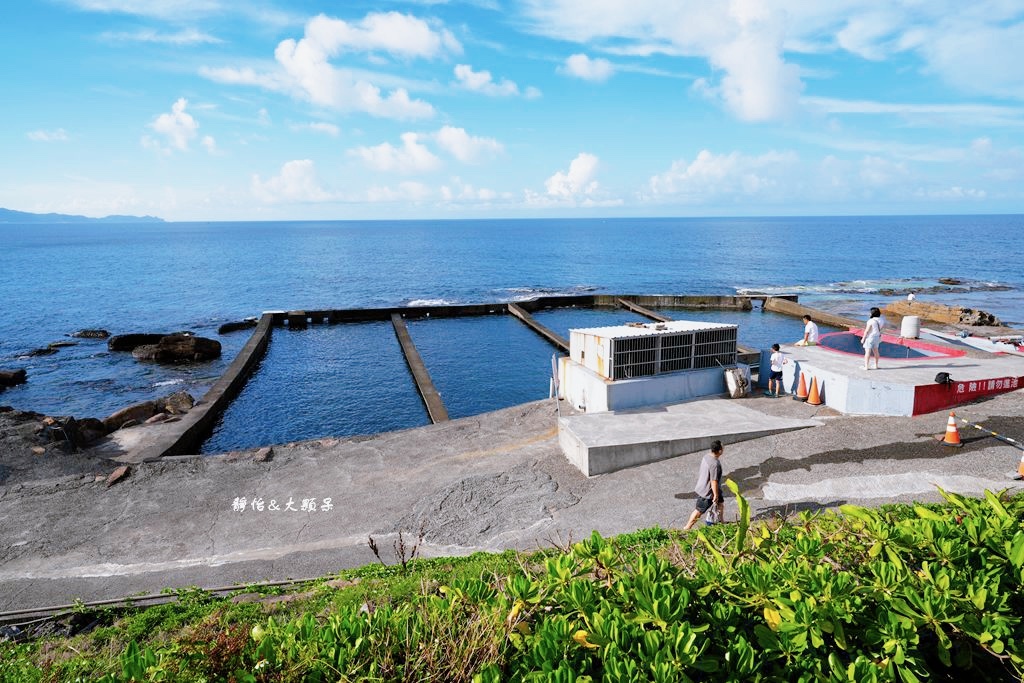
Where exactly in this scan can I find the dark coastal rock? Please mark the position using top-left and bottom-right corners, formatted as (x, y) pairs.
(132, 334), (221, 362)
(77, 417), (108, 445)
(48, 340), (78, 349)
(26, 347), (58, 357)
(959, 308), (1001, 326)
(0, 369), (27, 387)
(103, 400), (159, 432)
(156, 390), (195, 415)
(145, 413), (169, 424)
(218, 318), (258, 334)
(40, 417), (82, 452)
(108, 333), (168, 352)
(71, 329), (110, 339)
(938, 277), (962, 285)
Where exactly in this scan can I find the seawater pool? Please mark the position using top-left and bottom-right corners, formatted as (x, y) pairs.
(200, 307), (849, 453)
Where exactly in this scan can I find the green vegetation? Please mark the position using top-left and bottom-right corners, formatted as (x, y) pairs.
(2, 484), (1022, 682)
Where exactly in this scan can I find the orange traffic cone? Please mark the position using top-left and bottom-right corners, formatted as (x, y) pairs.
(794, 372), (808, 401)
(1016, 452), (1024, 480)
(941, 411), (963, 447)
(805, 376), (822, 406)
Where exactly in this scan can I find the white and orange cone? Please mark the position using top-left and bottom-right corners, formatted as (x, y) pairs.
(941, 411), (963, 447)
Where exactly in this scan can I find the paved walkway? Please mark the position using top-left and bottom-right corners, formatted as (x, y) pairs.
(2, 390), (1023, 613)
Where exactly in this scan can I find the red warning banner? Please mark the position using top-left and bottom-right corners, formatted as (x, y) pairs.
(913, 375), (1023, 415)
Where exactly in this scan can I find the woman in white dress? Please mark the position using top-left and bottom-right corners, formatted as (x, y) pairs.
(863, 307), (882, 370)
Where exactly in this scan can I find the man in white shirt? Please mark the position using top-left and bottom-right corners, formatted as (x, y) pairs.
(796, 315), (819, 346)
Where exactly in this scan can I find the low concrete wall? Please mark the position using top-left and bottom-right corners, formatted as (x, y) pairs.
(760, 352), (916, 416)
(391, 314), (449, 423)
(764, 297), (861, 329)
(508, 303), (569, 351)
(120, 313), (274, 462)
(561, 360), (728, 413)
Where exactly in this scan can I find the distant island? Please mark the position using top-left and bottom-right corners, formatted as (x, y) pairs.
(0, 207), (164, 224)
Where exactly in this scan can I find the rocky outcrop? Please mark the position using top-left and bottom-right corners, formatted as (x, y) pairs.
(103, 401), (159, 432)
(0, 369), (27, 387)
(883, 301), (1002, 327)
(71, 329), (110, 339)
(108, 333), (168, 352)
(218, 318), (258, 334)
(25, 347), (58, 357)
(132, 334), (221, 362)
(156, 390), (195, 415)
(102, 391), (196, 432)
(38, 416), (109, 451)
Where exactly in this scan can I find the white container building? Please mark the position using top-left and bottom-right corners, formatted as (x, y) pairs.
(558, 320), (739, 412)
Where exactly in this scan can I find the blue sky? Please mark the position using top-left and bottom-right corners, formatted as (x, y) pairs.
(3, 0), (1023, 221)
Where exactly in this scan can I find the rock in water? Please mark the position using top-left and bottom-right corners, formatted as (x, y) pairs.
(71, 329), (110, 339)
(218, 319), (258, 334)
(108, 333), (167, 352)
(0, 369), (27, 387)
(132, 334), (221, 362)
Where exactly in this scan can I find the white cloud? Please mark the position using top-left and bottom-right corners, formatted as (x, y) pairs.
(545, 152), (600, 199)
(201, 12), (452, 119)
(859, 155), (908, 186)
(27, 128), (69, 142)
(299, 11), (461, 58)
(350, 132), (440, 173)
(142, 98), (200, 153)
(365, 181), (433, 202)
(99, 28), (221, 44)
(915, 185), (987, 200)
(647, 149), (798, 200)
(201, 135), (218, 154)
(199, 65), (291, 93)
(433, 126), (503, 163)
(64, 0), (221, 20)
(252, 159), (333, 203)
(440, 178), (499, 202)
(290, 121), (341, 137)
(561, 53), (614, 82)
(453, 64), (521, 96)
(520, 2), (1024, 120)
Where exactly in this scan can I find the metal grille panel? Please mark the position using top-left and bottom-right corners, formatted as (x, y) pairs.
(608, 326), (736, 379)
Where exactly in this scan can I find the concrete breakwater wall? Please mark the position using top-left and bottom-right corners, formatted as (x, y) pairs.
(115, 294), (805, 462)
(119, 313), (274, 463)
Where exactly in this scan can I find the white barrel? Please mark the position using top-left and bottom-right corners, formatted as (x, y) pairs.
(901, 315), (920, 339)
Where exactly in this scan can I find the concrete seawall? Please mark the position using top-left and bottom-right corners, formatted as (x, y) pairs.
(764, 296), (862, 329)
(391, 314), (449, 423)
(117, 313), (274, 462)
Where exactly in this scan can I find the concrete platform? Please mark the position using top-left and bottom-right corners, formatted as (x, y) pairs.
(558, 398), (821, 476)
(764, 337), (1024, 416)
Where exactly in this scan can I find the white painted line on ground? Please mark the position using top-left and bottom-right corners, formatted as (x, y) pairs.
(762, 472), (1020, 502)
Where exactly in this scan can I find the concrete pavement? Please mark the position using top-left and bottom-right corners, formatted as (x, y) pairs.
(2, 390), (1023, 613)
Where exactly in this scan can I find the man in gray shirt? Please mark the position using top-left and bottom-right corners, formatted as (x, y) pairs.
(682, 440), (724, 530)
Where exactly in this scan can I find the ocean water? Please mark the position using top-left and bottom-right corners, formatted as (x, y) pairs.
(2, 215), (1021, 451)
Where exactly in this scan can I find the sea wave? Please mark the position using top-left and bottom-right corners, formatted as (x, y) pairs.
(406, 298), (458, 307)
(153, 379), (184, 387)
(498, 285), (600, 301)
(737, 278), (1014, 297)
